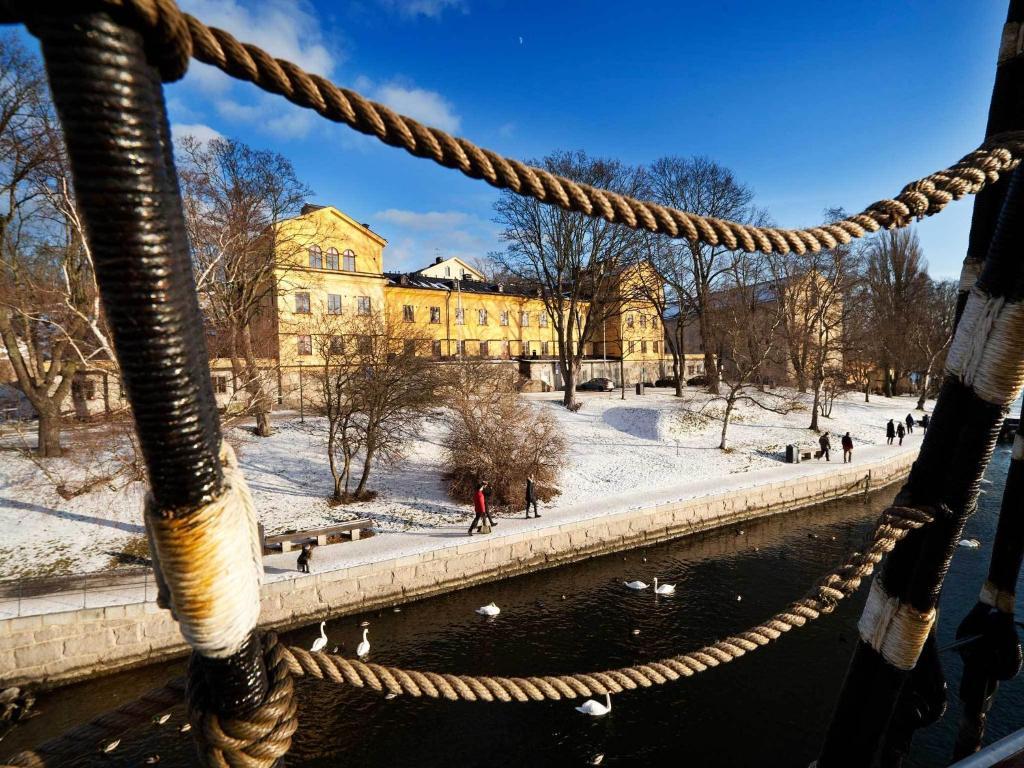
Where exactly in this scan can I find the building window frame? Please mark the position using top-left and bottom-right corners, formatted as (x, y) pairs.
(357, 296), (371, 316)
(212, 375), (228, 394)
(480, 340), (489, 357)
(327, 294), (342, 315)
(500, 310), (509, 326)
(308, 245), (322, 269)
(520, 311), (530, 327)
(626, 314), (635, 328)
(295, 292), (311, 314)
(297, 334), (312, 356)
(342, 249), (356, 272)
(478, 308), (487, 325)
(430, 306), (441, 324)
(326, 247), (339, 270)
(539, 312), (548, 328)
(455, 308), (465, 325)
(403, 305), (415, 322)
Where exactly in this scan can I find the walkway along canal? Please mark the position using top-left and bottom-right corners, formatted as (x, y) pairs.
(4, 443), (1018, 767)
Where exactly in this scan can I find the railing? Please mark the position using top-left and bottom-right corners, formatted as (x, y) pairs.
(0, 567), (156, 620)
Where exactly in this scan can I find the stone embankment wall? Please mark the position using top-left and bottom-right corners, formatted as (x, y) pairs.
(0, 450), (915, 689)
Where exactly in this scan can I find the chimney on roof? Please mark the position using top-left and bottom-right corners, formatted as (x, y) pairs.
(434, 256), (443, 265)
(362, 222), (371, 229)
(497, 284), (504, 293)
(399, 274), (409, 286)
(301, 203), (325, 215)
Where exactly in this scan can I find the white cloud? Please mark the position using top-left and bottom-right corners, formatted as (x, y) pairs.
(179, 0), (338, 76)
(171, 123), (224, 144)
(378, 0), (467, 19)
(373, 82), (461, 132)
(375, 209), (469, 229)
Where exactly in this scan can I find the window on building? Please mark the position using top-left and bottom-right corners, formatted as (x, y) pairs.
(458, 339), (467, 356)
(641, 341), (648, 353)
(295, 292), (310, 314)
(500, 310), (509, 326)
(501, 340), (510, 358)
(538, 341), (547, 356)
(455, 308), (465, 325)
(539, 313), (548, 328)
(326, 247), (339, 270)
(327, 294), (342, 314)
(652, 316), (658, 329)
(478, 308), (487, 325)
(82, 379), (97, 400)
(297, 335), (312, 355)
(357, 296), (371, 315)
(342, 249), (356, 271)
(653, 340), (660, 354)
(404, 339), (417, 356)
(403, 305), (415, 322)
(445, 266), (451, 277)
(212, 376), (228, 394)
(628, 340), (636, 353)
(357, 335), (372, 355)
(308, 245), (322, 269)
(521, 311), (530, 327)
(329, 336), (344, 354)
(430, 306), (441, 324)
(431, 340), (442, 359)
(640, 315), (647, 329)
(480, 340), (489, 357)
(626, 314), (635, 328)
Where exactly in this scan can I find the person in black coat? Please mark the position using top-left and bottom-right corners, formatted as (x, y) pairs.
(525, 475), (540, 518)
(818, 433), (831, 462)
(906, 413), (915, 434)
(886, 419), (896, 445)
(896, 422), (906, 446)
(921, 413), (930, 432)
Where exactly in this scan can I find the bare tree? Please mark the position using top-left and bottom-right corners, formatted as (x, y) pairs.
(493, 151), (646, 409)
(178, 136), (312, 437)
(708, 252), (792, 450)
(864, 228), (930, 397)
(634, 233), (689, 396)
(911, 278), (957, 410)
(647, 157), (761, 395)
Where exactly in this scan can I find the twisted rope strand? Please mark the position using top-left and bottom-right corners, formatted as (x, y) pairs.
(4, 0), (1023, 253)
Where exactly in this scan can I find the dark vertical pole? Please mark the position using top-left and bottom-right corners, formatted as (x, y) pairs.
(31, 5), (270, 726)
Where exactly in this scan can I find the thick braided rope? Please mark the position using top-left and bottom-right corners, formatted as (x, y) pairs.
(279, 505), (935, 703)
(5, 0), (1024, 254)
(187, 633), (298, 768)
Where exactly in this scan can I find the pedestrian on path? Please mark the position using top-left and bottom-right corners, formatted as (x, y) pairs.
(297, 543), (312, 574)
(922, 413), (930, 432)
(897, 422), (906, 446)
(468, 481), (496, 535)
(906, 413), (915, 434)
(525, 475), (540, 518)
(886, 419), (896, 445)
(842, 432), (853, 463)
(818, 433), (831, 461)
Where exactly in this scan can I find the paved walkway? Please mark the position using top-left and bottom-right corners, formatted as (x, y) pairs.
(0, 433), (923, 620)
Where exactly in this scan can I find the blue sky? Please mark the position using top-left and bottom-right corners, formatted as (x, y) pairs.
(33, 2), (1013, 277)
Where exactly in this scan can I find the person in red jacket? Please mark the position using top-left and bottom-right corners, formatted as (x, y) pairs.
(468, 481), (496, 535)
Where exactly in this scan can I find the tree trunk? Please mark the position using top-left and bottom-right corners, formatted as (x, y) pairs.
(71, 377), (89, 421)
(327, 428), (342, 502)
(697, 306), (719, 395)
(355, 443), (375, 497)
(719, 399), (734, 450)
(561, 357), (580, 409)
(810, 383), (821, 432)
(240, 326), (272, 436)
(37, 408), (63, 458)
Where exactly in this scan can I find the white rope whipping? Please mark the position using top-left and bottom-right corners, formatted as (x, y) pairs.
(946, 286), (1024, 406)
(857, 579), (936, 671)
(1013, 432), (1024, 461)
(958, 260), (983, 293)
(145, 443), (263, 658)
(980, 580), (1016, 614)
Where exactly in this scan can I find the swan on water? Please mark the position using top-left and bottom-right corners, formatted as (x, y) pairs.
(959, 538), (981, 548)
(153, 713), (171, 725)
(356, 628), (371, 657)
(624, 580), (649, 590)
(476, 602), (501, 616)
(310, 621), (328, 652)
(575, 692), (612, 716)
(653, 578), (675, 595)
(101, 739), (121, 754)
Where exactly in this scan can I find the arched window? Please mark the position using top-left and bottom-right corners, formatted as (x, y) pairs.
(308, 245), (322, 269)
(342, 249), (356, 271)
(326, 247), (339, 270)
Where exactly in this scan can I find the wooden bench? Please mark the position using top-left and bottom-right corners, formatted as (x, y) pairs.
(262, 519), (372, 553)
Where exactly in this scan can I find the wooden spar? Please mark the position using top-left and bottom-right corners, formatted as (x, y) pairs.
(818, 6), (1024, 761)
(29, 5), (275, 761)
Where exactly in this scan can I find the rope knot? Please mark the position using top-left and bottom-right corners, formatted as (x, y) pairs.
(188, 633), (298, 768)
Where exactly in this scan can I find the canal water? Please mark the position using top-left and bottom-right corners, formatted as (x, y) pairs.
(4, 446), (1022, 767)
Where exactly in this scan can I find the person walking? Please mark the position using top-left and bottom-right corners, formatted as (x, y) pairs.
(841, 432), (853, 463)
(525, 475), (540, 518)
(296, 542), (312, 574)
(886, 419), (896, 445)
(818, 432), (831, 462)
(468, 481), (496, 535)
(921, 413), (930, 432)
(896, 422), (906, 446)
(906, 413), (915, 434)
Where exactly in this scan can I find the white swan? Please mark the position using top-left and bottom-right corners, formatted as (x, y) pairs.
(476, 602), (501, 616)
(959, 538), (981, 548)
(624, 580), (649, 590)
(356, 628), (370, 658)
(575, 692), (612, 716)
(310, 621), (328, 653)
(653, 578), (675, 595)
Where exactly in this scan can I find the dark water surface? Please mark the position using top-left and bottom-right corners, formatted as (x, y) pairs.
(5, 447), (1022, 767)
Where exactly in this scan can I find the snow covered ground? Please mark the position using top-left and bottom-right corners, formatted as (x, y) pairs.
(0, 388), (930, 578)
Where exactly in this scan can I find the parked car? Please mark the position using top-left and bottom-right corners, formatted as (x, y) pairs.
(686, 375), (709, 386)
(577, 377), (615, 392)
(655, 377), (679, 388)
